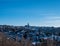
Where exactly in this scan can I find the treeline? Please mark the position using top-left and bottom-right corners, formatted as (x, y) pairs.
(0, 25), (25, 32)
(0, 32), (32, 46)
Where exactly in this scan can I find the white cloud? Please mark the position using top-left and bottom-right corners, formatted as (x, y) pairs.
(46, 16), (60, 20)
(39, 16), (60, 27)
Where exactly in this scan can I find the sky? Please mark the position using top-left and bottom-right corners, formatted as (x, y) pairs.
(0, 0), (60, 27)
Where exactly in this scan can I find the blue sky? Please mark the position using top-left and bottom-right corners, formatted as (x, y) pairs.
(0, 0), (60, 27)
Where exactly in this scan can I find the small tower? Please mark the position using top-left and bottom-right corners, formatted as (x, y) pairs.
(25, 23), (30, 28)
(26, 23), (29, 27)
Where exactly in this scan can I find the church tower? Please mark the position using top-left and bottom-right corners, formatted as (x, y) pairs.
(25, 23), (30, 28)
